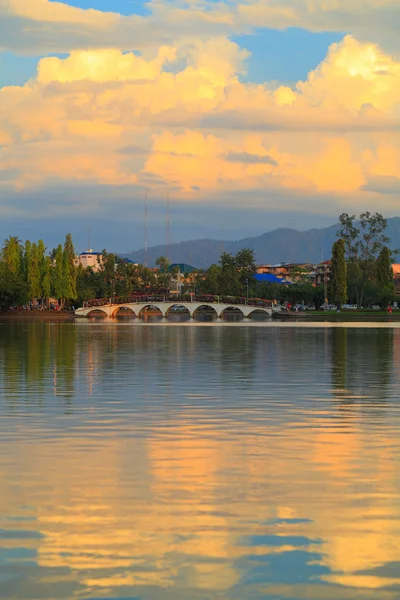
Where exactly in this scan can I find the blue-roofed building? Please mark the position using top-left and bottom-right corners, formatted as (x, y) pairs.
(254, 273), (291, 285)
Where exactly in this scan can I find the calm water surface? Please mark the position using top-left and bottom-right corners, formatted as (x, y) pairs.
(1, 321), (400, 599)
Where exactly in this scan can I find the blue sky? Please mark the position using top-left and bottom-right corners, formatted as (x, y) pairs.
(50, 0), (151, 15)
(2, 0), (345, 87)
(0, 0), (398, 252)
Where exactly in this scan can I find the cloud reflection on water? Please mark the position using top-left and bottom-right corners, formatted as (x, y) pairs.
(0, 323), (400, 598)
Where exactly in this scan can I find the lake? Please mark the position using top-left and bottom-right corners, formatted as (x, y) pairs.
(1, 321), (400, 599)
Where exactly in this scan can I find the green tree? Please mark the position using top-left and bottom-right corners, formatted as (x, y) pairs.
(290, 266), (310, 284)
(337, 212), (391, 308)
(52, 244), (65, 303)
(376, 246), (395, 306)
(155, 256), (171, 290)
(236, 248), (257, 296)
(330, 239), (347, 307)
(76, 264), (96, 305)
(99, 250), (117, 298)
(0, 263), (29, 310)
(42, 256), (52, 307)
(201, 264), (221, 295)
(28, 242), (42, 301)
(2, 236), (23, 275)
(23, 240), (32, 282)
(219, 252), (240, 295)
(37, 239), (47, 298)
(62, 233), (77, 304)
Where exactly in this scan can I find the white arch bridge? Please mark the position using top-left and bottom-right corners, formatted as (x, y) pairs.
(75, 301), (272, 319)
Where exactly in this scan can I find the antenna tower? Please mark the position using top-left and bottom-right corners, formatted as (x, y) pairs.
(87, 226), (91, 252)
(144, 191), (148, 267)
(166, 191), (170, 261)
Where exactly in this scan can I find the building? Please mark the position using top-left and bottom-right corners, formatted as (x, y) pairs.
(257, 263), (314, 283)
(392, 264), (400, 298)
(254, 273), (291, 285)
(74, 250), (103, 272)
(315, 260), (332, 286)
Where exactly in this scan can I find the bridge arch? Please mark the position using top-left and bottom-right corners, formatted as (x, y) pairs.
(246, 308), (270, 319)
(86, 308), (109, 319)
(112, 305), (137, 319)
(138, 304), (166, 319)
(220, 305), (245, 320)
(166, 304), (192, 319)
(192, 304), (218, 319)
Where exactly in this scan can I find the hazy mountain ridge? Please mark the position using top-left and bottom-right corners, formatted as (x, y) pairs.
(122, 218), (400, 269)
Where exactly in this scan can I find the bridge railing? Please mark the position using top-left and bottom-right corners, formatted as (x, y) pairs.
(82, 295), (273, 310)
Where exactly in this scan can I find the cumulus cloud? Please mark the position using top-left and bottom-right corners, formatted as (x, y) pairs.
(237, 0), (400, 53)
(1, 0), (400, 56)
(0, 34), (400, 220)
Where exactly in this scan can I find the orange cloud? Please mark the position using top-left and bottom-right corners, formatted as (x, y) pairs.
(0, 35), (400, 215)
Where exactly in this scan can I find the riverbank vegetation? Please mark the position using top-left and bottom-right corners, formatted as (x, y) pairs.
(0, 235), (76, 311)
(0, 211), (397, 312)
(331, 212), (396, 308)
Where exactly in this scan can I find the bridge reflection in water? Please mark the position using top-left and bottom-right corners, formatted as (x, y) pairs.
(75, 301), (273, 320)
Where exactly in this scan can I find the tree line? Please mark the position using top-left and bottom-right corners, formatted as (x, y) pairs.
(0, 235), (76, 311)
(330, 212), (396, 308)
(0, 237), (162, 311)
(0, 211), (396, 311)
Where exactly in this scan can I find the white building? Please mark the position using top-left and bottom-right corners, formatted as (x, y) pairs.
(74, 250), (103, 272)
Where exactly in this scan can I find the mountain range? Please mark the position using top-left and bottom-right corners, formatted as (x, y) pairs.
(122, 217), (400, 269)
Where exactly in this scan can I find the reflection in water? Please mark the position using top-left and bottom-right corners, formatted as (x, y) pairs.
(1, 322), (400, 599)
(331, 328), (394, 403)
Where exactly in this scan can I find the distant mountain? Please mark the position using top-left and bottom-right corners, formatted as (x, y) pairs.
(122, 217), (400, 269)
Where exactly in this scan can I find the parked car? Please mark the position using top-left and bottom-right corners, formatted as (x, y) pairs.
(321, 304), (338, 311)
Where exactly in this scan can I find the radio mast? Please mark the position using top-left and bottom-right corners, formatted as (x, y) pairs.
(144, 191), (148, 267)
(166, 191), (170, 261)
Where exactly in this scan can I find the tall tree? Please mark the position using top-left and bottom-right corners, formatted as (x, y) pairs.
(330, 239), (347, 307)
(42, 256), (52, 308)
(201, 265), (221, 295)
(2, 236), (23, 276)
(155, 256), (171, 290)
(0, 264), (29, 311)
(28, 242), (42, 300)
(23, 240), (32, 282)
(219, 252), (240, 295)
(235, 248), (257, 292)
(63, 233), (77, 304)
(52, 244), (65, 303)
(337, 212), (391, 308)
(100, 250), (117, 298)
(37, 239), (47, 298)
(376, 246), (395, 306)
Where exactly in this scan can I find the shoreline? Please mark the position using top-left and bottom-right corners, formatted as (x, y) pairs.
(273, 311), (400, 321)
(0, 311), (75, 321)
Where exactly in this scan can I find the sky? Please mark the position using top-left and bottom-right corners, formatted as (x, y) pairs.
(0, 0), (399, 252)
